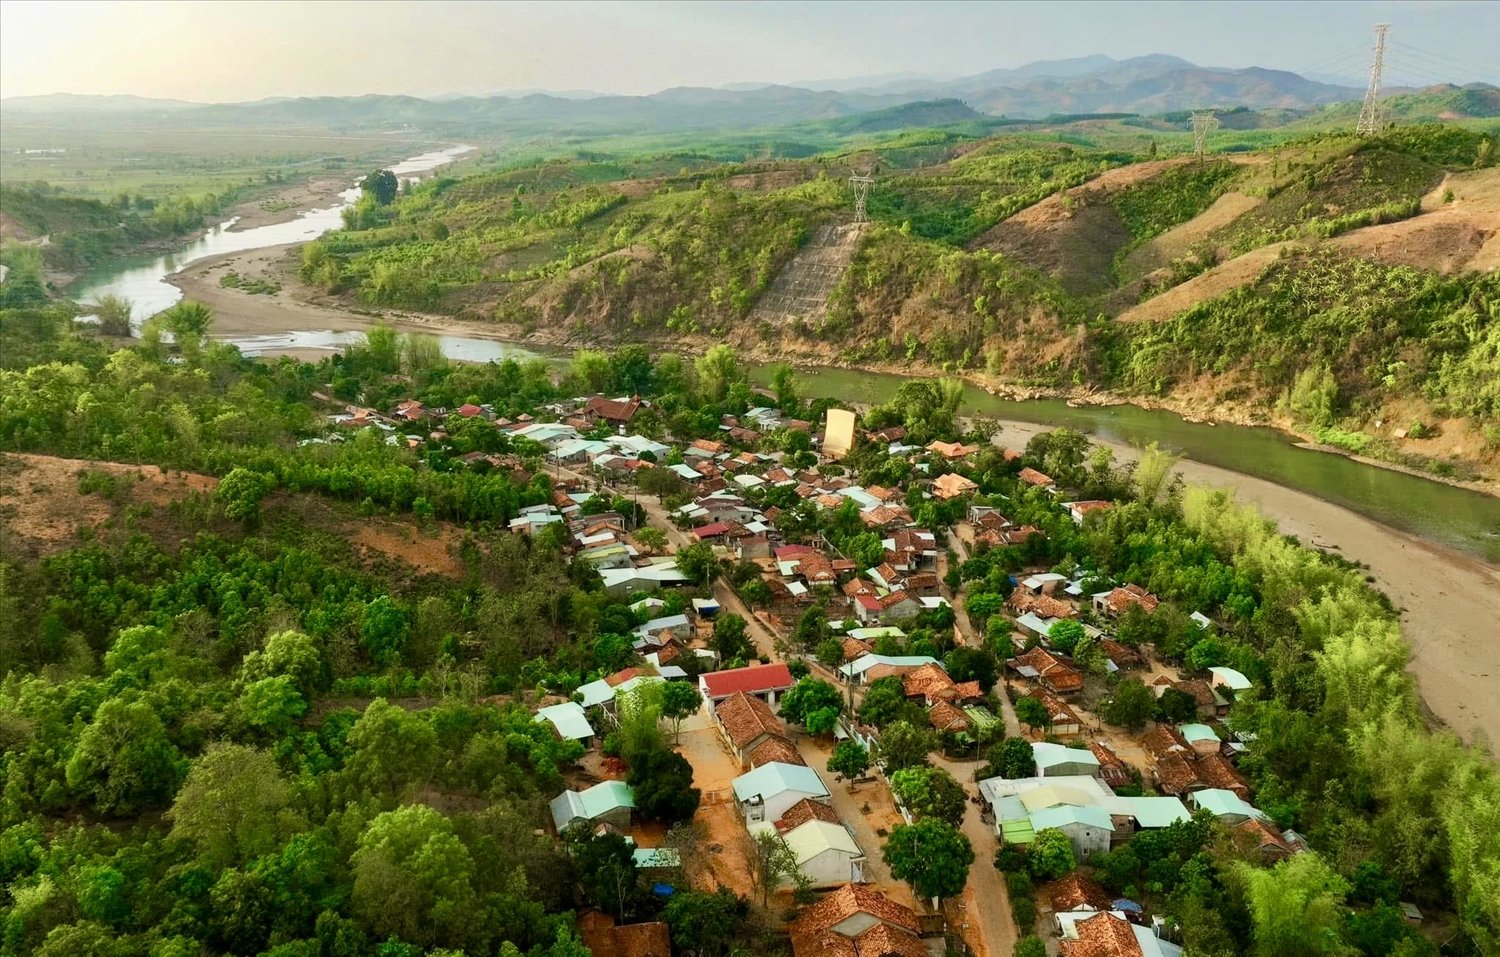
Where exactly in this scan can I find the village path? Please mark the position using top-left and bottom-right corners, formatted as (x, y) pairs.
(790, 732), (919, 913)
(931, 751), (1017, 957)
(946, 531), (1022, 739)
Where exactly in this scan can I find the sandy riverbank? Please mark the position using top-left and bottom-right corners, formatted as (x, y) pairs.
(991, 417), (1500, 748)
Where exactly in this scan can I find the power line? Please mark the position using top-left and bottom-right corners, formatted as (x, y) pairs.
(1356, 23), (1390, 136)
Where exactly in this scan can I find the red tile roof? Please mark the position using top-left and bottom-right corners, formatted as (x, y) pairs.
(778, 797), (840, 830)
(747, 735), (806, 768)
(1011, 647), (1085, 692)
(1018, 467), (1054, 487)
(1048, 872), (1114, 913)
(700, 663), (795, 700)
(902, 663), (957, 702)
(928, 699), (972, 732)
(584, 395), (641, 423)
(1061, 912), (1144, 957)
(715, 691), (784, 749)
(790, 884), (922, 957)
(692, 522), (731, 539)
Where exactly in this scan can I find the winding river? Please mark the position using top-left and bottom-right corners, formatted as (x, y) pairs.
(70, 145), (1500, 564)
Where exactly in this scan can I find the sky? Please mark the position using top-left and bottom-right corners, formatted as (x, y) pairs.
(1, 0), (1495, 102)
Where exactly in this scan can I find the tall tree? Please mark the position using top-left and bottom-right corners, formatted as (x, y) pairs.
(883, 819), (974, 903)
(351, 804), (478, 950)
(65, 696), (184, 816)
(360, 169), (399, 205)
(827, 741), (871, 791)
(890, 766), (968, 827)
(168, 743), (297, 866)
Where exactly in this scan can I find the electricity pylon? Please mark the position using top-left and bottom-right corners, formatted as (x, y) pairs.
(1355, 23), (1391, 136)
(1191, 111), (1218, 159)
(850, 174), (873, 224)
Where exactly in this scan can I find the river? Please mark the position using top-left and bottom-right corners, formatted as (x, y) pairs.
(73, 145), (475, 325)
(68, 145), (1499, 565)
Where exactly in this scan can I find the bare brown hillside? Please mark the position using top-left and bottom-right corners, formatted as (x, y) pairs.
(744, 222), (865, 328)
(1118, 166), (1500, 324)
(967, 158), (1196, 295)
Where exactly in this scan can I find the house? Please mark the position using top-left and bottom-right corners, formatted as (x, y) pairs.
(598, 561), (691, 596)
(1090, 741), (1134, 788)
(886, 529), (939, 571)
(1094, 584), (1160, 617)
(1099, 639), (1143, 671)
(577, 911), (671, 957)
(1190, 788), (1267, 826)
(788, 883), (925, 957)
(978, 774), (1118, 858)
(1234, 817), (1306, 863)
(754, 817), (866, 887)
(1047, 871), (1115, 928)
(1208, 666), (1252, 695)
(838, 654), (941, 686)
(1018, 467), (1054, 488)
(1008, 647), (1085, 695)
(1033, 742), (1102, 778)
(1195, 752), (1251, 798)
(732, 762), (831, 824)
(1019, 572), (1070, 596)
(583, 395), (641, 425)
(1064, 500), (1114, 525)
(700, 663), (796, 706)
(550, 780), (636, 833)
(1031, 804), (1116, 858)
(901, 662), (958, 705)
(714, 692), (789, 768)
(931, 472), (979, 499)
(746, 735), (807, 770)
(854, 590), (920, 623)
(1061, 912), (1183, 957)
(535, 701), (597, 749)
(1024, 691), (1084, 737)
(928, 699), (973, 733)
(1152, 675), (1228, 718)
(1179, 723), (1221, 755)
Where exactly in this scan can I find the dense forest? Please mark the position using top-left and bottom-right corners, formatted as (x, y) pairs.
(1, 295), (1499, 955)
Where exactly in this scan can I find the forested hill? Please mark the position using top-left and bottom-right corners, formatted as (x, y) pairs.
(294, 122), (1500, 483)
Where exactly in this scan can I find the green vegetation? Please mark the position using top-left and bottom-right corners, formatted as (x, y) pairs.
(217, 270), (281, 295)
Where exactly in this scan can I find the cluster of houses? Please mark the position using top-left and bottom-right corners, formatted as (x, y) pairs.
(695, 663), (870, 890)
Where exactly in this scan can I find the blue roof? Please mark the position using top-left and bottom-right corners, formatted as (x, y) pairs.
(732, 762), (829, 802)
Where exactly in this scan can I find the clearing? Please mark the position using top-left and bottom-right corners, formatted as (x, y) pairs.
(744, 222), (866, 328)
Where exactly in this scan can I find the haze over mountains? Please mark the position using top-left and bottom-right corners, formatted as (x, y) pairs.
(4, 53), (1495, 134)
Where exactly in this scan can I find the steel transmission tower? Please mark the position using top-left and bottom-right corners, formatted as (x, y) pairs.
(1355, 24), (1391, 136)
(850, 174), (873, 224)
(1191, 111), (1218, 159)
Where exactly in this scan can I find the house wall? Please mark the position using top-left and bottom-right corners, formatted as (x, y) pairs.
(744, 790), (829, 826)
(793, 848), (863, 889)
(1040, 760), (1100, 778)
(1060, 822), (1112, 859)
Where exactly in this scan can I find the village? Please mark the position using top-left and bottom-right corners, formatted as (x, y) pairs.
(323, 388), (1313, 957)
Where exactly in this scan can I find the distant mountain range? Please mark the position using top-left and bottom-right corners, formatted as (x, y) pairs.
(4, 54), (1495, 135)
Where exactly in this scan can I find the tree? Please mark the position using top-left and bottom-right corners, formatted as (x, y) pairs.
(695, 345), (743, 402)
(827, 741), (870, 790)
(1027, 828), (1077, 881)
(360, 595), (409, 666)
(1015, 696), (1051, 734)
(168, 743), (295, 866)
(793, 605), (830, 652)
(360, 169), (399, 205)
(628, 747), (701, 824)
(660, 680), (702, 741)
(152, 300), (215, 358)
(567, 829), (646, 921)
(235, 675), (307, 738)
(65, 696), (184, 816)
(677, 543), (719, 587)
(570, 348), (612, 393)
(1047, 619), (1085, 656)
(883, 819), (974, 902)
(1156, 687), (1198, 723)
(634, 526), (668, 554)
(1014, 936), (1048, 957)
(1100, 677), (1156, 731)
(890, 766), (967, 827)
(663, 888), (746, 957)
(1236, 852), (1351, 957)
(873, 720), (937, 772)
(241, 629), (323, 700)
(710, 613), (752, 661)
(816, 636), (846, 670)
(216, 467), (274, 525)
(945, 645), (998, 692)
(988, 737), (1037, 779)
(345, 698), (438, 797)
(768, 363), (799, 413)
(739, 578), (772, 608)
(750, 830), (803, 906)
(778, 678), (843, 734)
(351, 804), (477, 950)
(858, 675), (916, 728)
(95, 295), (133, 337)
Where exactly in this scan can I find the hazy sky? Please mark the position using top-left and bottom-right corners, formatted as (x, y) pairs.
(1, 0), (1495, 101)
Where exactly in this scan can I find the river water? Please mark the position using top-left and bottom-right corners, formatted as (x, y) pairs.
(65, 145), (1500, 563)
(73, 145), (474, 324)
